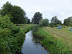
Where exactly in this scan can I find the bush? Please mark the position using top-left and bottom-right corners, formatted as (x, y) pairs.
(0, 15), (25, 54)
(39, 19), (49, 27)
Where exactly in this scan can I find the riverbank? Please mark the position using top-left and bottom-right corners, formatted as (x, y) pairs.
(17, 24), (37, 53)
(21, 30), (48, 54)
(0, 16), (37, 54)
(33, 27), (72, 54)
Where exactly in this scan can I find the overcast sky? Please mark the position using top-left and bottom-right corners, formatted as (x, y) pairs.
(0, 0), (72, 23)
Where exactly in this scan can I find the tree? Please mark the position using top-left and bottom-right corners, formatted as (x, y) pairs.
(0, 1), (26, 24)
(51, 16), (57, 24)
(11, 6), (26, 24)
(69, 22), (72, 26)
(27, 19), (30, 24)
(0, 10), (1, 17)
(25, 17), (28, 23)
(32, 12), (42, 24)
(0, 2), (13, 16)
(39, 19), (49, 27)
(57, 20), (62, 24)
(51, 16), (62, 25)
(64, 17), (72, 26)
(25, 17), (30, 24)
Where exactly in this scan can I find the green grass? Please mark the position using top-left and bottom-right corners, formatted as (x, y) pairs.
(33, 26), (72, 54)
(45, 27), (72, 44)
(17, 24), (37, 33)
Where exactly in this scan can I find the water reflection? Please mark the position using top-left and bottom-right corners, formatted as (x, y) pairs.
(21, 31), (48, 54)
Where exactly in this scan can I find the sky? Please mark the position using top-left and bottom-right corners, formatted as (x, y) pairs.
(0, 0), (72, 23)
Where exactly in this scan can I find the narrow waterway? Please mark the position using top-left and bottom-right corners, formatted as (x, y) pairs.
(21, 30), (49, 54)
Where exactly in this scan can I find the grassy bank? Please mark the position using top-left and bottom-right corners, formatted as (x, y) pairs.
(33, 26), (72, 54)
(0, 15), (37, 54)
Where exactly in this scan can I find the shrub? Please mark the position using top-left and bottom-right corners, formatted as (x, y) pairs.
(0, 15), (25, 54)
(39, 19), (49, 27)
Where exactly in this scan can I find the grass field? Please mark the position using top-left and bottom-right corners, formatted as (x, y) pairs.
(33, 26), (72, 54)
(44, 27), (72, 46)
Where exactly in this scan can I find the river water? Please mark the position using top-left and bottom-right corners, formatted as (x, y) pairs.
(21, 30), (49, 54)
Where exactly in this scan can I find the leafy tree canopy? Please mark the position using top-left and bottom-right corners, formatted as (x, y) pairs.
(0, 1), (26, 24)
(25, 17), (30, 24)
(64, 17), (72, 26)
(27, 19), (30, 24)
(39, 19), (49, 27)
(32, 12), (42, 24)
(51, 16), (62, 25)
(69, 22), (72, 26)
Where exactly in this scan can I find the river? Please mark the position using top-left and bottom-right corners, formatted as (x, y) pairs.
(21, 30), (49, 54)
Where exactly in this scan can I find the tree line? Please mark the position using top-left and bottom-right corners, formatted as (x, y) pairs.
(32, 12), (72, 27)
(0, 1), (72, 26)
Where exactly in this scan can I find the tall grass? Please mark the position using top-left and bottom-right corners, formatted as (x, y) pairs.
(33, 27), (72, 54)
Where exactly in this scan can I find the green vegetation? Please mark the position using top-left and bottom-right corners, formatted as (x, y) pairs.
(1, 1), (72, 54)
(69, 22), (72, 26)
(0, 2), (26, 24)
(17, 24), (37, 33)
(27, 19), (30, 24)
(64, 16), (72, 26)
(51, 16), (62, 25)
(32, 12), (42, 24)
(0, 15), (36, 54)
(33, 26), (72, 54)
(39, 19), (49, 27)
(0, 15), (23, 54)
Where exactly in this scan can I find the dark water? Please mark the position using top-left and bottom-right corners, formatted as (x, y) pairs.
(21, 31), (49, 54)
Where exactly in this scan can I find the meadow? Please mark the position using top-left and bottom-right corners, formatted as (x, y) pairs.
(45, 27), (72, 44)
(33, 26), (72, 54)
